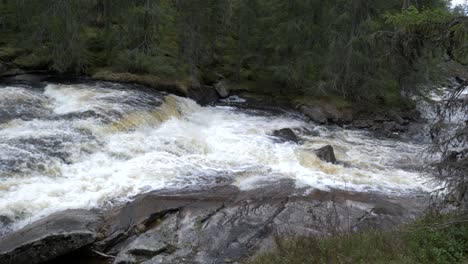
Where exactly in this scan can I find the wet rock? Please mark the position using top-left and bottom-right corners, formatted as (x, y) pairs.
(214, 81), (229, 98)
(113, 233), (176, 264)
(382, 121), (399, 132)
(388, 111), (406, 125)
(0, 216), (12, 235)
(352, 119), (374, 129)
(314, 145), (337, 164)
(95, 186), (239, 253)
(374, 129), (401, 139)
(0, 68), (25, 77)
(10, 181), (425, 264)
(0, 209), (102, 264)
(7, 74), (48, 84)
(297, 126), (320, 137)
(300, 106), (327, 124)
(187, 85), (219, 106)
(323, 104), (352, 124)
(401, 109), (422, 122)
(272, 128), (299, 143)
(91, 181), (426, 264)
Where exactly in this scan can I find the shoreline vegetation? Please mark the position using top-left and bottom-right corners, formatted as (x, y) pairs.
(1, 1), (467, 110)
(246, 213), (468, 264)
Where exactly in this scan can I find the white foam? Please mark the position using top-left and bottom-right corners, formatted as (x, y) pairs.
(44, 84), (129, 115)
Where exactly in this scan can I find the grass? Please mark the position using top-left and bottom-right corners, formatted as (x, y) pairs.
(246, 214), (468, 264)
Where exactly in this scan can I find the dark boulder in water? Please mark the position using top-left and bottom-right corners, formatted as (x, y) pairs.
(272, 128), (299, 143)
(214, 80), (230, 98)
(187, 85), (219, 106)
(314, 145), (337, 164)
(0, 209), (102, 264)
(300, 105), (328, 124)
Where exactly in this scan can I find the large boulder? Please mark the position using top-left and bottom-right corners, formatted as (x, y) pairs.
(387, 110), (406, 125)
(272, 128), (299, 143)
(314, 145), (337, 164)
(299, 104), (353, 125)
(300, 105), (327, 124)
(92, 180), (426, 264)
(214, 81), (229, 98)
(0, 209), (102, 264)
(187, 85), (219, 106)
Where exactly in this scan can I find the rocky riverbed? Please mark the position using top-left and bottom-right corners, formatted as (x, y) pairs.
(0, 179), (428, 264)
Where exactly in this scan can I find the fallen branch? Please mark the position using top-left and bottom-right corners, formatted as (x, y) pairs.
(92, 249), (116, 259)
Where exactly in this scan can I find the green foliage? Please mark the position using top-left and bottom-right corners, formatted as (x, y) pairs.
(385, 6), (452, 29)
(13, 53), (49, 70)
(246, 214), (468, 264)
(0, 0), (465, 105)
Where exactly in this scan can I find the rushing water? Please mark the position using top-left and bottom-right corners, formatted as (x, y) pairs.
(0, 82), (433, 233)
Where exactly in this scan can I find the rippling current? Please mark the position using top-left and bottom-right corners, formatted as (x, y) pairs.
(0, 82), (433, 233)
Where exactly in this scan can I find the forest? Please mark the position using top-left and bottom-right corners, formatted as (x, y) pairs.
(0, 0), (467, 105)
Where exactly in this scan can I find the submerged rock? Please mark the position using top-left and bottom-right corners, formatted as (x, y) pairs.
(0, 209), (102, 264)
(314, 145), (337, 164)
(272, 128), (299, 143)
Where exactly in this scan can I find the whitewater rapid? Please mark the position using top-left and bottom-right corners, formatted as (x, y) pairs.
(0, 82), (433, 233)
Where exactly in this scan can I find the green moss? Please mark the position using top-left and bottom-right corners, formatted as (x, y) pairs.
(245, 214), (468, 264)
(12, 53), (49, 70)
(0, 47), (24, 61)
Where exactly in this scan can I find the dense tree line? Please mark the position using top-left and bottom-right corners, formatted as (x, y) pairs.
(0, 0), (467, 103)
(0, 0), (467, 208)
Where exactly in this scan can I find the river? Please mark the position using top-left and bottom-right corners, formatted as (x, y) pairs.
(0, 81), (433, 234)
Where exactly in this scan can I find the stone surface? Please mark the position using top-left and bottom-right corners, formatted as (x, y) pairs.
(314, 145), (337, 164)
(388, 110), (406, 125)
(214, 81), (229, 98)
(0, 181), (427, 264)
(300, 105), (327, 124)
(272, 128), (299, 143)
(187, 85), (220, 106)
(0, 216), (12, 236)
(353, 119), (374, 129)
(0, 209), (102, 264)
(92, 180), (426, 264)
